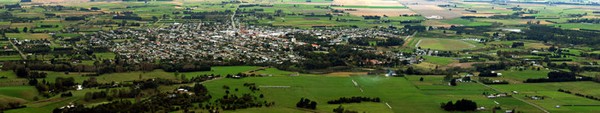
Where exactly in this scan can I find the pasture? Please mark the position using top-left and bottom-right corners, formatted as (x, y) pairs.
(554, 23), (600, 31)
(406, 75), (541, 113)
(441, 18), (492, 26)
(333, 0), (405, 7)
(203, 75), (441, 113)
(0, 86), (38, 101)
(497, 69), (551, 82)
(5, 33), (51, 40)
(415, 38), (477, 51)
(491, 81), (600, 112)
(335, 8), (417, 16)
(0, 55), (22, 61)
(422, 56), (456, 66)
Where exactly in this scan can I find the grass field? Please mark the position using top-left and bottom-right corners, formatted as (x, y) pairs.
(441, 18), (493, 26)
(200, 74), (546, 113)
(553, 23), (600, 31)
(491, 81), (600, 113)
(203, 75), (441, 113)
(180, 66), (262, 77)
(5, 33), (51, 40)
(415, 38), (477, 51)
(406, 75), (543, 113)
(0, 66), (578, 113)
(93, 52), (116, 60)
(497, 69), (551, 82)
(0, 55), (22, 61)
(0, 86), (39, 101)
(422, 56), (456, 66)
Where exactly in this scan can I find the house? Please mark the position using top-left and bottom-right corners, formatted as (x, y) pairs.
(385, 69), (397, 77)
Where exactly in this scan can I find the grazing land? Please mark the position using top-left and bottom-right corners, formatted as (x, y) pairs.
(1, 0), (600, 113)
(415, 38), (477, 50)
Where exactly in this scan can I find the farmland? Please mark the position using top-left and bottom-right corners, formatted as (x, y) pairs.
(415, 38), (477, 51)
(1, 0), (600, 113)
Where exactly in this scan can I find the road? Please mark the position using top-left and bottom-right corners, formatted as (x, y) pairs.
(9, 39), (27, 60)
(231, 8), (237, 29)
(476, 81), (550, 113)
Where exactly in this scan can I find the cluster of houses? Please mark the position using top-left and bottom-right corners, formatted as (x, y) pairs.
(85, 22), (413, 65)
(87, 22), (304, 64)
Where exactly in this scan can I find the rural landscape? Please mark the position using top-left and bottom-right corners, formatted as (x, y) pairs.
(1, 0), (600, 113)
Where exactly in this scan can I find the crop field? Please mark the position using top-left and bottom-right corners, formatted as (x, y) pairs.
(415, 38), (477, 51)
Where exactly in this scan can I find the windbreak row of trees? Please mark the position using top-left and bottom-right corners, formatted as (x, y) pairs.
(2, 60), (211, 75)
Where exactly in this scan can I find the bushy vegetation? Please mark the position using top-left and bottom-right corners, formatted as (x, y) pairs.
(327, 96), (381, 104)
(440, 99), (477, 111)
(296, 98), (317, 110)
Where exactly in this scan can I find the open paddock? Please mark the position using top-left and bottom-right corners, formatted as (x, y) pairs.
(333, 8), (416, 16)
(5, 33), (51, 40)
(415, 38), (477, 51)
(333, 0), (404, 7)
(406, 5), (462, 19)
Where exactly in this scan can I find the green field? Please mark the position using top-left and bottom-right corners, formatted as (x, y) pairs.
(554, 23), (600, 31)
(441, 18), (493, 26)
(5, 33), (51, 40)
(332, 6), (407, 9)
(422, 56), (456, 66)
(491, 81), (600, 113)
(204, 75), (441, 113)
(0, 86), (38, 101)
(0, 55), (22, 61)
(498, 69), (551, 82)
(415, 38), (477, 51)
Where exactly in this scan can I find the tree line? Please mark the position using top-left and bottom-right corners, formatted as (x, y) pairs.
(327, 96), (381, 104)
(524, 71), (592, 83)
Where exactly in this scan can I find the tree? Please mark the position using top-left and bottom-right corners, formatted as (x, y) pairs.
(84, 92), (93, 101)
(333, 105), (344, 113)
(450, 78), (457, 86)
(22, 27), (28, 33)
(441, 99), (477, 111)
(309, 101), (317, 109)
(15, 66), (30, 78)
(296, 98), (317, 110)
(443, 74), (453, 81)
(419, 77), (424, 81)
